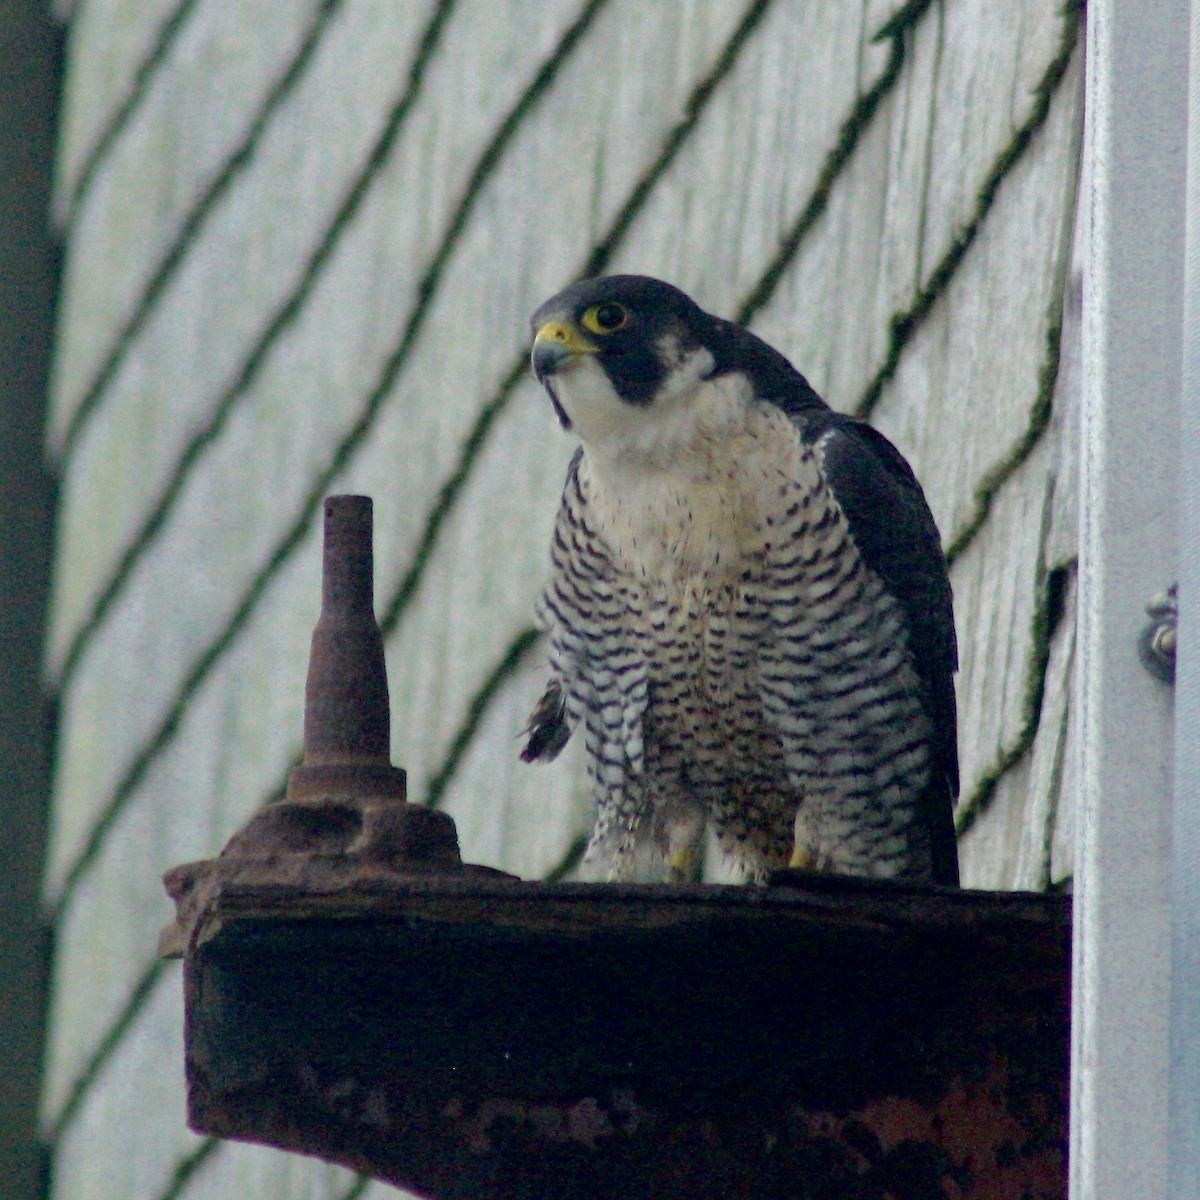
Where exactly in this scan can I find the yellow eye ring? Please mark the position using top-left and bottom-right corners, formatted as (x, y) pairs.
(581, 302), (629, 335)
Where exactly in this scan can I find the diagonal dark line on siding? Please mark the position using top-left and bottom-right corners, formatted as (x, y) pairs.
(58, 0), (350, 466)
(152, 1135), (219, 1200)
(1036, 612), (1075, 890)
(577, 0), (777, 280)
(258, 760), (297, 810)
(853, 0), (1083, 422)
(335, 1176), (372, 1200)
(47, 0), (610, 931)
(377, 354), (519, 635)
(942, 307), (1072, 836)
(736, 0), (935, 326)
(423, 627), (543, 811)
(54, 0), (455, 691)
(953, 617), (1054, 839)
(46, 957), (167, 1144)
(944, 316), (1063, 567)
(47, 516), (331, 929)
(868, 0), (939, 44)
(954, 558), (1076, 840)
(936, 281), (1074, 841)
(63, 0), (202, 227)
(544, 832), (589, 882)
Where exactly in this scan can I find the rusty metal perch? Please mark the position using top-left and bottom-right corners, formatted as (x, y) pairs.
(162, 494), (1069, 1200)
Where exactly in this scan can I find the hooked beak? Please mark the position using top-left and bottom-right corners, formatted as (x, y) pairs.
(531, 320), (598, 380)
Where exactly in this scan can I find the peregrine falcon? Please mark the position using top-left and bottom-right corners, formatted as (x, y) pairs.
(521, 275), (959, 886)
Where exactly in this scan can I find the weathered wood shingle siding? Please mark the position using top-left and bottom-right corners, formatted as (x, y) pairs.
(42, 2), (1084, 1197)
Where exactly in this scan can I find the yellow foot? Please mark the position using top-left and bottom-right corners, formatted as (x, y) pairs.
(666, 845), (701, 883)
(788, 844), (815, 870)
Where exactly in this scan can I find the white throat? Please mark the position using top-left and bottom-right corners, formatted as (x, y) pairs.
(550, 343), (721, 473)
(567, 367), (789, 588)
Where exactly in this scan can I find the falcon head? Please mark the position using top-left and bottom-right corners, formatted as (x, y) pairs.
(530, 275), (721, 447)
(529, 275), (822, 461)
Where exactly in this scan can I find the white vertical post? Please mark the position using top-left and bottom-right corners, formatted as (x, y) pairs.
(1170, 4), (1200, 1196)
(1073, 1), (1188, 1197)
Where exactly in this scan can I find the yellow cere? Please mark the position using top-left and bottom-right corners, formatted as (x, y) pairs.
(534, 320), (598, 355)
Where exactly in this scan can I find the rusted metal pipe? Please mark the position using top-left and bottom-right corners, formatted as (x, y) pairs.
(287, 495), (408, 802)
(161, 493), (478, 962)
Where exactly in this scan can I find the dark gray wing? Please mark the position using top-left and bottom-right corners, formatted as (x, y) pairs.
(814, 416), (960, 885)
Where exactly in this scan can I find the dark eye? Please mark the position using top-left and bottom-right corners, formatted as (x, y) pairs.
(581, 302), (629, 334)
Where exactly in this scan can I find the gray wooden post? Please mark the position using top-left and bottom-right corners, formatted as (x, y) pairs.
(1073, 0), (1190, 1195)
(1170, 4), (1200, 1195)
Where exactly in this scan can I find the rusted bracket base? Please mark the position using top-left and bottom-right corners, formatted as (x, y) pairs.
(167, 870), (1068, 1200)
